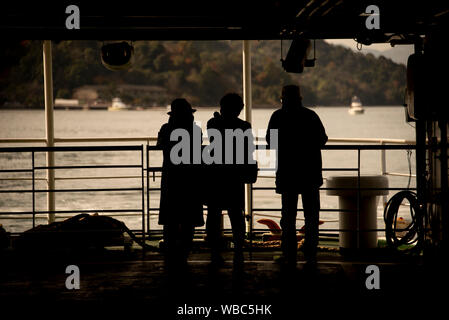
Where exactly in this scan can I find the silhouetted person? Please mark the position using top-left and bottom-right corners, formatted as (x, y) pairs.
(157, 98), (204, 269)
(206, 93), (255, 266)
(266, 85), (327, 266)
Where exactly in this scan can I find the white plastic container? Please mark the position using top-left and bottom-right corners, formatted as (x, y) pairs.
(326, 175), (389, 249)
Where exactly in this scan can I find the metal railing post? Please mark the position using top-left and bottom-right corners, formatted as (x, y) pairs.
(357, 149), (361, 249)
(146, 143), (150, 234)
(243, 39), (253, 236)
(380, 140), (387, 207)
(32, 151), (35, 228)
(141, 145), (146, 249)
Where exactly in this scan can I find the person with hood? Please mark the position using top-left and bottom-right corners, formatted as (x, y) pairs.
(266, 85), (327, 266)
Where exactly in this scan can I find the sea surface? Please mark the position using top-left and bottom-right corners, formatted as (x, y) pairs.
(0, 107), (416, 235)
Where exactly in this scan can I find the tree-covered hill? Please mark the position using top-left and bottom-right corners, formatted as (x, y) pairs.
(0, 40), (406, 108)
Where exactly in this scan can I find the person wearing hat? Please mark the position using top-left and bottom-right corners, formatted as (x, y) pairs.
(266, 84), (328, 267)
(157, 98), (203, 269)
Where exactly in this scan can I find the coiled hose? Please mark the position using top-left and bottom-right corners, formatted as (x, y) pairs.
(383, 191), (423, 251)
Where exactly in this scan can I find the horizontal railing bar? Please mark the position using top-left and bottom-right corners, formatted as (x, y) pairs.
(0, 143), (416, 152)
(0, 176), (148, 181)
(323, 144), (416, 150)
(316, 229), (388, 232)
(252, 187), (417, 191)
(0, 169), (33, 173)
(0, 138), (47, 143)
(0, 178), (45, 181)
(0, 145), (143, 152)
(0, 211), (36, 215)
(251, 228), (388, 232)
(35, 209), (142, 214)
(251, 172), (417, 179)
(252, 212), (339, 222)
(328, 137), (416, 144)
(54, 175), (141, 180)
(34, 165), (142, 170)
(0, 188), (142, 193)
(0, 209), (142, 215)
(253, 208), (355, 212)
(384, 172), (417, 177)
(0, 136), (416, 145)
(55, 137), (157, 143)
(255, 144), (417, 151)
(259, 169), (359, 172)
(0, 213), (145, 219)
(0, 187), (415, 193)
(252, 187), (276, 190)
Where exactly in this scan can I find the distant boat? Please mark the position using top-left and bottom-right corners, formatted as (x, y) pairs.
(348, 96), (364, 115)
(108, 97), (128, 111)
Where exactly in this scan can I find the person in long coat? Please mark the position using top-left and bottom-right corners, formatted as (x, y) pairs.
(157, 98), (204, 268)
(266, 85), (328, 266)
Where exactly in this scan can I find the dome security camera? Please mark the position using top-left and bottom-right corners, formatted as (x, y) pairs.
(101, 41), (134, 71)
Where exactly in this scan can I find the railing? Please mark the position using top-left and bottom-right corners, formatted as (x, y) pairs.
(0, 145), (146, 243)
(0, 137), (417, 249)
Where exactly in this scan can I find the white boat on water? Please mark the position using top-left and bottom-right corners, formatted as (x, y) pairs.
(108, 97), (129, 111)
(348, 96), (364, 115)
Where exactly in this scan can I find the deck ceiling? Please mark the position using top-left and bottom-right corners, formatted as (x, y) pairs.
(1, 1), (448, 41)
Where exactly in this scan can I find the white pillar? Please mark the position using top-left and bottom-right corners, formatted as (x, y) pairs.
(243, 40), (253, 234)
(43, 40), (56, 224)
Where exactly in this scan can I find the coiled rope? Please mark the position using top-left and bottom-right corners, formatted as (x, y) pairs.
(383, 190), (423, 251)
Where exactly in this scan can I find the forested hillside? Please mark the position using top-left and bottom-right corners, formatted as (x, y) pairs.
(0, 40), (406, 107)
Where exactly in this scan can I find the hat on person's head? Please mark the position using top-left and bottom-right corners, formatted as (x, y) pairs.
(167, 98), (196, 115)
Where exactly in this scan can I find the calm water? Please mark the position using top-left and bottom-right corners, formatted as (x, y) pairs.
(0, 107), (416, 234)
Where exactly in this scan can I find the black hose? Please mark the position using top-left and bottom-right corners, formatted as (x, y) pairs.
(383, 191), (423, 251)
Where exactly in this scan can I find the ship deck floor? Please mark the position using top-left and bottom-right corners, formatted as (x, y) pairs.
(1, 246), (448, 317)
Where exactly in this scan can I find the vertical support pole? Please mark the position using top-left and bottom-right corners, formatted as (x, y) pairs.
(415, 119), (426, 247)
(141, 145), (146, 250)
(243, 40), (253, 238)
(146, 143), (150, 234)
(380, 141), (387, 207)
(32, 151), (35, 228)
(43, 40), (55, 224)
(357, 149), (361, 249)
(413, 40), (427, 248)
